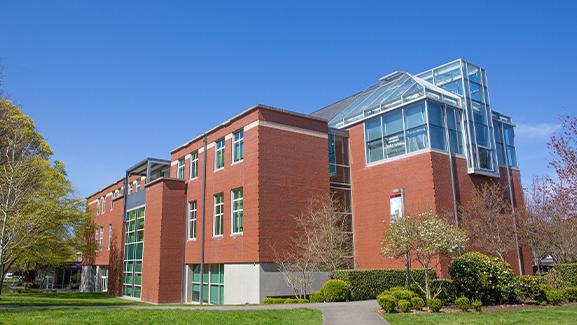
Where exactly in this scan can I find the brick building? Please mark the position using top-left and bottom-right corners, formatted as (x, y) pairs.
(84, 59), (530, 304)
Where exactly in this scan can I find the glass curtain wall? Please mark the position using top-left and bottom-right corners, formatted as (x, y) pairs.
(493, 115), (518, 168)
(329, 133), (354, 268)
(417, 60), (499, 175)
(123, 207), (144, 298)
(364, 100), (464, 165)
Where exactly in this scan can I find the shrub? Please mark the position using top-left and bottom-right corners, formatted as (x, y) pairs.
(543, 268), (568, 289)
(554, 263), (577, 287)
(427, 298), (443, 312)
(541, 285), (563, 305)
(455, 296), (470, 312)
(563, 287), (577, 302)
(309, 291), (324, 303)
(430, 279), (455, 302)
(284, 298), (308, 304)
(411, 297), (424, 310)
(449, 252), (517, 304)
(264, 297), (286, 304)
(321, 279), (350, 302)
(472, 299), (483, 312)
(332, 268), (436, 301)
(398, 299), (411, 313)
(516, 275), (546, 302)
(377, 294), (396, 313)
(389, 287), (416, 300)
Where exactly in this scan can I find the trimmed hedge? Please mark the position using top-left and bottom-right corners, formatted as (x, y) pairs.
(263, 297), (308, 304)
(332, 268), (436, 301)
(554, 263), (577, 287)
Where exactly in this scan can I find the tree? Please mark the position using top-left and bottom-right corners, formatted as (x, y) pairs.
(460, 183), (518, 260)
(380, 214), (413, 287)
(382, 212), (467, 299)
(275, 194), (352, 298)
(0, 99), (85, 293)
(549, 115), (577, 209)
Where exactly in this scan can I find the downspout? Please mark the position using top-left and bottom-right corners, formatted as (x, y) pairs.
(499, 123), (524, 275)
(199, 135), (208, 304)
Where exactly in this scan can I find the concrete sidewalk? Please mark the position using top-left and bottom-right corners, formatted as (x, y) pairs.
(0, 300), (387, 325)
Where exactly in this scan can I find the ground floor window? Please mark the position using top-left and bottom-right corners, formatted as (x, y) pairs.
(99, 266), (108, 292)
(190, 264), (224, 304)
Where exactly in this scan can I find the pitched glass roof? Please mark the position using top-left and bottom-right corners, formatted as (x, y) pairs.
(325, 72), (462, 128)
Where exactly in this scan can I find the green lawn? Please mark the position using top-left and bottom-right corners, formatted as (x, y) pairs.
(383, 306), (577, 325)
(0, 292), (145, 306)
(0, 308), (322, 325)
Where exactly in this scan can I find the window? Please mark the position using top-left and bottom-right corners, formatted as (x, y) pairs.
(383, 109), (405, 158)
(231, 188), (243, 234)
(190, 264), (224, 304)
(447, 107), (464, 154)
(213, 194), (224, 236)
(110, 195), (113, 210)
(428, 101), (446, 151)
(365, 117), (384, 163)
(99, 226), (104, 251)
(215, 139), (225, 170)
(128, 184), (132, 195)
(123, 207), (145, 298)
(177, 158), (185, 180)
(94, 229), (99, 250)
(404, 102), (427, 152)
(96, 199), (101, 215)
(135, 179), (140, 192)
(190, 151), (198, 179)
(504, 125), (517, 167)
(188, 201), (197, 240)
(100, 267), (108, 292)
(232, 130), (244, 163)
(107, 224), (112, 251)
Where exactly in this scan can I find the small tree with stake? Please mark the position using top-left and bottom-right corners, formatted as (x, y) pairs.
(382, 211), (467, 299)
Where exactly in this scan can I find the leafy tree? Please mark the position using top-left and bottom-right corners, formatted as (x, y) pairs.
(382, 212), (467, 299)
(0, 99), (85, 293)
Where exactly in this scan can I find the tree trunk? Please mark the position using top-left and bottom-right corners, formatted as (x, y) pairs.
(425, 272), (431, 300)
(404, 252), (410, 288)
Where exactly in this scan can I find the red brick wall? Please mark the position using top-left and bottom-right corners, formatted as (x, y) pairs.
(141, 179), (186, 303)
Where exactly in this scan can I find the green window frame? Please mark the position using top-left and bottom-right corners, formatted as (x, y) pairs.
(190, 264), (224, 304)
(213, 194), (224, 236)
(190, 151), (198, 179)
(123, 207), (145, 298)
(232, 130), (244, 163)
(215, 138), (225, 170)
(231, 188), (243, 234)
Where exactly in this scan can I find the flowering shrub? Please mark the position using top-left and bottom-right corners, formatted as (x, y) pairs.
(449, 252), (518, 303)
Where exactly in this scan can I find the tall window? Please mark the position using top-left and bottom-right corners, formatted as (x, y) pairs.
(405, 102), (427, 152)
(99, 226), (104, 251)
(110, 195), (113, 209)
(213, 194), (224, 236)
(232, 130), (244, 163)
(100, 267), (108, 292)
(188, 201), (197, 240)
(215, 138), (225, 170)
(107, 224), (112, 251)
(428, 101), (446, 151)
(96, 199), (101, 215)
(128, 184), (132, 195)
(447, 107), (464, 154)
(123, 207), (145, 298)
(231, 188), (243, 234)
(177, 158), (185, 179)
(190, 151), (198, 179)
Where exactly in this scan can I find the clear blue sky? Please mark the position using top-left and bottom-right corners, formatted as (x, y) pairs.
(1, 1), (575, 197)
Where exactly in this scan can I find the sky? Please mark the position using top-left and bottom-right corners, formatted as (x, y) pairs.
(1, 1), (576, 198)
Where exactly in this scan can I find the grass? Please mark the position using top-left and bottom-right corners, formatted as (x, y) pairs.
(382, 306), (577, 325)
(0, 292), (146, 306)
(0, 308), (322, 325)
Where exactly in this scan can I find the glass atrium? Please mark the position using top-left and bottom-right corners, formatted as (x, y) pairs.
(328, 59), (517, 176)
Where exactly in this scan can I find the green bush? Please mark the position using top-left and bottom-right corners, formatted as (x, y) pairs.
(427, 298), (443, 312)
(398, 299), (411, 313)
(377, 294), (396, 313)
(554, 263), (577, 287)
(411, 297), (424, 310)
(332, 268), (436, 301)
(449, 252), (517, 304)
(563, 287), (577, 302)
(543, 268), (568, 289)
(516, 275), (546, 302)
(472, 299), (483, 312)
(284, 298), (308, 304)
(263, 297), (286, 304)
(321, 279), (350, 302)
(389, 287), (416, 300)
(541, 284), (563, 305)
(309, 291), (324, 303)
(429, 279), (455, 302)
(455, 296), (470, 312)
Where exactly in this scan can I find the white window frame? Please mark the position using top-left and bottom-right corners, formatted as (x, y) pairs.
(177, 158), (185, 179)
(232, 130), (244, 163)
(190, 151), (198, 180)
(107, 224), (112, 251)
(214, 138), (225, 170)
(188, 201), (197, 240)
(213, 194), (224, 237)
(99, 226), (104, 251)
(100, 267), (108, 292)
(96, 199), (101, 215)
(231, 188), (243, 235)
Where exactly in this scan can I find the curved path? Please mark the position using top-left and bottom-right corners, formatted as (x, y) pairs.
(0, 300), (387, 325)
